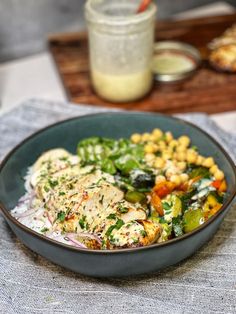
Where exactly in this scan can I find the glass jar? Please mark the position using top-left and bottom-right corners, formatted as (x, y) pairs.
(85, 0), (157, 103)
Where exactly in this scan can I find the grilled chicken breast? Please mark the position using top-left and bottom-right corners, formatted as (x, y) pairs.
(26, 149), (161, 249)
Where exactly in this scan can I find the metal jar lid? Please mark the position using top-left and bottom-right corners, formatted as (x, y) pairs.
(152, 41), (201, 82)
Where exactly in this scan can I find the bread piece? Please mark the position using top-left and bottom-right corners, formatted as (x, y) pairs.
(209, 44), (236, 72)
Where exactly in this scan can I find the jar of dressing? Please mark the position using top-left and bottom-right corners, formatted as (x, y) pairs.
(85, 0), (157, 103)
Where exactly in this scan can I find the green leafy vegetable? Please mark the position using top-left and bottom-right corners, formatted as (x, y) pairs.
(209, 191), (224, 204)
(187, 166), (210, 179)
(179, 189), (196, 212)
(117, 205), (129, 214)
(57, 211), (66, 222)
(172, 216), (183, 237)
(107, 213), (117, 220)
(48, 179), (59, 188)
(162, 202), (172, 212)
(140, 230), (147, 237)
(40, 227), (49, 233)
(105, 219), (125, 237)
(79, 215), (86, 229)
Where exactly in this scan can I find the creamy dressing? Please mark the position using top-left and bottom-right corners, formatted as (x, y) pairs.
(91, 69), (153, 102)
(153, 51), (195, 74)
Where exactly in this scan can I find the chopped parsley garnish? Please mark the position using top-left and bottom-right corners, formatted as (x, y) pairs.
(40, 227), (49, 233)
(116, 219), (125, 229)
(109, 235), (116, 243)
(118, 205), (129, 214)
(132, 237), (139, 244)
(105, 219), (125, 237)
(44, 186), (50, 192)
(48, 179), (59, 188)
(57, 211), (66, 222)
(107, 213), (117, 220)
(140, 230), (147, 237)
(163, 202), (172, 213)
(59, 156), (68, 161)
(59, 191), (66, 196)
(159, 217), (168, 224)
(79, 215), (86, 229)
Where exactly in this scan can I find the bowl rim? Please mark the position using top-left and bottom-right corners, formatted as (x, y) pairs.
(0, 111), (236, 255)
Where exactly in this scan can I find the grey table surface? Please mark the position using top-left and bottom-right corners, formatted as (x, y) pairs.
(0, 99), (236, 314)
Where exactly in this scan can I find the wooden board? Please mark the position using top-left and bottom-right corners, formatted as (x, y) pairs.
(49, 13), (236, 113)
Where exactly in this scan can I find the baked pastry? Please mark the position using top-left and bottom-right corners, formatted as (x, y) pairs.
(209, 44), (236, 73)
(208, 24), (236, 72)
(208, 24), (236, 50)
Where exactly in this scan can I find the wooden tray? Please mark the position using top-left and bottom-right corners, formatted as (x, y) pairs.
(49, 13), (236, 114)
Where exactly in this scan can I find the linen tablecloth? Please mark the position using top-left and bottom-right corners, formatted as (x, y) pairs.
(0, 99), (235, 314)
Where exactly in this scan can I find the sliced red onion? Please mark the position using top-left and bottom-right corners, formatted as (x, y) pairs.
(66, 234), (87, 248)
(45, 211), (54, 225)
(27, 190), (36, 210)
(14, 207), (39, 219)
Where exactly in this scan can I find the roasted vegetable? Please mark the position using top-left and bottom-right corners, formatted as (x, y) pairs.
(203, 194), (222, 218)
(125, 191), (146, 204)
(150, 192), (164, 216)
(152, 181), (175, 199)
(183, 208), (205, 233)
(130, 169), (155, 190)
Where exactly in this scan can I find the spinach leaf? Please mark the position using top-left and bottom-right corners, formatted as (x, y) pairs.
(187, 166), (210, 179)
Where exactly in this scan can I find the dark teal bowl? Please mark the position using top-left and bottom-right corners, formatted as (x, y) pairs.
(0, 112), (235, 277)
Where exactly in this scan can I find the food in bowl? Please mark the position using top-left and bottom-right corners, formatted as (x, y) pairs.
(208, 23), (236, 72)
(11, 128), (227, 250)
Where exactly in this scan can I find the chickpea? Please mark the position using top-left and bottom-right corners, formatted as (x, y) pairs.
(176, 145), (187, 153)
(149, 134), (157, 142)
(209, 164), (218, 175)
(162, 152), (172, 160)
(165, 131), (173, 143)
(202, 157), (215, 168)
(155, 175), (166, 184)
(176, 152), (186, 161)
(172, 152), (178, 160)
(166, 168), (177, 178)
(145, 153), (156, 162)
(186, 151), (197, 164)
(165, 147), (174, 154)
(177, 161), (187, 171)
(158, 140), (166, 150)
(141, 132), (151, 142)
(180, 173), (189, 183)
(170, 174), (181, 186)
(152, 128), (163, 139)
(178, 135), (191, 147)
(153, 144), (158, 152)
(169, 139), (178, 148)
(144, 144), (155, 154)
(196, 155), (204, 166)
(154, 157), (165, 169)
(131, 133), (141, 144)
(214, 169), (224, 181)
